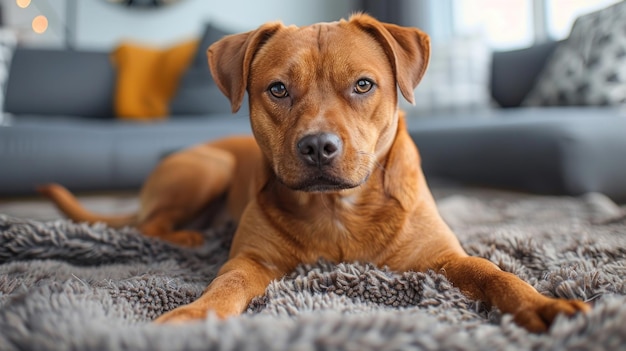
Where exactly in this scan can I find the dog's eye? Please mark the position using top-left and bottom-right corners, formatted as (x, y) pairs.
(354, 79), (374, 94)
(269, 82), (289, 98)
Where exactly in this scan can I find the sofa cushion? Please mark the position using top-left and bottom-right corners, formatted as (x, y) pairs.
(490, 41), (559, 108)
(406, 107), (626, 202)
(4, 48), (115, 119)
(0, 114), (252, 195)
(524, 2), (626, 106)
(111, 40), (197, 119)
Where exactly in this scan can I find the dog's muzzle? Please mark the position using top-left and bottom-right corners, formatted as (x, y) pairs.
(284, 132), (367, 192)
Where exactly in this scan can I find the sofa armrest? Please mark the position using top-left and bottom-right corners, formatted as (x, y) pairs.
(490, 41), (560, 108)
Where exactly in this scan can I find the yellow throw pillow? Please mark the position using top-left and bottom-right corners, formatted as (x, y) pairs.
(111, 39), (198, 120)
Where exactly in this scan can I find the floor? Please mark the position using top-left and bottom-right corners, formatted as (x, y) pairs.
(3, 185), (622, 223)
(0, 192), (140, 221)
(0, 183), (498, 223)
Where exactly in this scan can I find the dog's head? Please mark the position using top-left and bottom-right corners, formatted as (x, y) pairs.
(208, 14), (429, 192)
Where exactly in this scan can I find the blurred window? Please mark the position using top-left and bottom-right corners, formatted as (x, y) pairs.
(454, 0), (533, 49)
(546, 0), (622, 39)
(454, 0), (623, 49)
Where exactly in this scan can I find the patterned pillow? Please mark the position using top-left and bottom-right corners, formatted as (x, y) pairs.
(403, 37), (493, 116)
(0, 29), (17, 125)
(524, 1), (626, 106)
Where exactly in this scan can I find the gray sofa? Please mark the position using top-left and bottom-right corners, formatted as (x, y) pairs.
(2, 37), (626, 201)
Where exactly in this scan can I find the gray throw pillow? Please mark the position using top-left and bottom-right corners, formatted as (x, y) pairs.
(170, 74), (233, 115)
(170, 23), (233, 115)
(523, 1), (626, 106)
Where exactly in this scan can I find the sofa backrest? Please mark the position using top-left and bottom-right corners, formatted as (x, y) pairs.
(4, 47), (115, 118)
(490, 40), (560, 108)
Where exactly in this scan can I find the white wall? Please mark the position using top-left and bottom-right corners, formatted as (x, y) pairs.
(2, 0), (356, 50)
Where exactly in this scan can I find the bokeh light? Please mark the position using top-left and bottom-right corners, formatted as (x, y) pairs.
(16, 0), (31, 9)
(32, 15), (48, 34)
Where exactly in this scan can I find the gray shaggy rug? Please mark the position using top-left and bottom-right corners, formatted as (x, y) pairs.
(1, 189), (625, 350)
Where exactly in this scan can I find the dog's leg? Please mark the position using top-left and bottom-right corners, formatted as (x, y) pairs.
(136, 145), (237, 247)
(436, 254), (589, 332)
(154, 255), (278, 323)
(138, 211), (206, 247)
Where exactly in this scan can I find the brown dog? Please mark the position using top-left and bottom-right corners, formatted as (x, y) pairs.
(40, 14), (588, 332)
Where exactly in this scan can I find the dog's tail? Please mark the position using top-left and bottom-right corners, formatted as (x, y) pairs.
(37, 183), (138, 228)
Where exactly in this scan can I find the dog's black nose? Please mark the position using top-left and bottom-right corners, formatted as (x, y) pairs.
(297, 133), (343, 166)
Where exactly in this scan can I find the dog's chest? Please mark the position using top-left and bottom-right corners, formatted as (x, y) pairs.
(293, 194), (407, 264)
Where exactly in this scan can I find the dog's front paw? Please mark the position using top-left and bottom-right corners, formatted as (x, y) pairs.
(154, 305), (209, 324)
(513, 297), (590, 333)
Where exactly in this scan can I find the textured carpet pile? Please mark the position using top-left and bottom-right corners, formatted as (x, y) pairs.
(1, 189), (625, 350)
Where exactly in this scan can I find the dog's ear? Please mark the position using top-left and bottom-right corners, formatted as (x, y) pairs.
(207, 22), (283, 113)
(349, 14), (430, 105)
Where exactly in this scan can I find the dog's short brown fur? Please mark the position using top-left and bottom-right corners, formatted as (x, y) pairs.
(41, 14), (589, 332)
